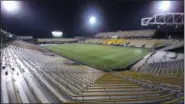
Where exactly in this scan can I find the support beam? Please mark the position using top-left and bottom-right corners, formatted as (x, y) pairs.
(141, 13), (184, 26)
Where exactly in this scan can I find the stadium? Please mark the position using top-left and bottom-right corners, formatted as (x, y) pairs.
(1, 0), (184, 104)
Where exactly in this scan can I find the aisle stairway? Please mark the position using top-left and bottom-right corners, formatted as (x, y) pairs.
(65, 73), (174, 104)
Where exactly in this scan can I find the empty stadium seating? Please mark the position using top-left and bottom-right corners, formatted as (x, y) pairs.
(139, 59), (184, 77)
(84, 38), (181, 49)
(119, 71), (184, 88)
(65, 72), (175, 104)
(1, 41), (184, 104)
(95, 29), (156, 38)
(1, 41), (103, 103)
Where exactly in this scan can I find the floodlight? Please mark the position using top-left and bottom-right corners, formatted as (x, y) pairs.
(9, 34), (12, 38)
(52, 31), (63, 37)
(159, 1), (170, 12)
(1, 1), (20, 13)
(89, 16), (96, 25)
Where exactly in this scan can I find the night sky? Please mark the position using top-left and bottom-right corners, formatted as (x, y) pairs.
(1, 0), (184, 38)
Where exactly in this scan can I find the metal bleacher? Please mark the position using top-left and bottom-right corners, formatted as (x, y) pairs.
(1, 41), (184, 104)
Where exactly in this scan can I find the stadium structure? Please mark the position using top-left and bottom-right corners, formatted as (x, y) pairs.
(1, 12), (184, 104)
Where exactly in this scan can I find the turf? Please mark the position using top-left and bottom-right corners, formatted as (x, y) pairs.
(43, 43), (149, 70)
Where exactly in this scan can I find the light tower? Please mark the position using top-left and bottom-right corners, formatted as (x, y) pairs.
(1, 1), (20, 13)
(89, 16), (96, 37)
(1, 1), (20, 52)
(51, 31), (63, 38)
(159, 1), (170, 12)
(141, 1), (184, 39)
(1, 1), (20, 94)
(89, 16), (96, 25)
(159, 1), (171, 39)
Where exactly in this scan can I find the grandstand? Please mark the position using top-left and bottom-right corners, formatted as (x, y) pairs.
(1, 2), (184, 104)
(84, 38), (182, 49)
(1, 28), (184, 104)
(95, 29), (156, 38)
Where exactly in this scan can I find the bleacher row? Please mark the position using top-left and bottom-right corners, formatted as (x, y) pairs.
(1, 41), (184, 104)
(84, 39), (181, 48)
(139, 59), (184, 77)
(1, 42), (103, 103)
(66, 73), (175, 104)
(95, 29), (156, 38)
(119, 71), (184, 89)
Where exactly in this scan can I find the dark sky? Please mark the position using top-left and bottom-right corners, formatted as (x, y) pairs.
(1, 0), (184, 38)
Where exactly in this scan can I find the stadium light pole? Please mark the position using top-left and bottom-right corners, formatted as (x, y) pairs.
(158, 1), (171, 39)
(159, 1), (170, 12)
(1, 1), (20, 48)
(89, 16), (96, 38)
(1, 1), (20, 31)
(1, 1), (20, 84)
(51, 31), (63, 38)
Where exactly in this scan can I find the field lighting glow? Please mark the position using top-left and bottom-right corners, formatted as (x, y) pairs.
(52, 31), (63, 37)
(1, 1), (20, 13)
(9, 34), (13, 38)
(159, 1), (170, 12)
(89, 16), (96, 25)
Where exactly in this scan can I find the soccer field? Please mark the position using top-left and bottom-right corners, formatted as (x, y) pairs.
(44, 43), (149, 70)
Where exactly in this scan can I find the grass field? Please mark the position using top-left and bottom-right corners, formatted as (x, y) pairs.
(44, 43), (149, 70)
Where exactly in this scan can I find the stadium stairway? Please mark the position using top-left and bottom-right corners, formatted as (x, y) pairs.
(64, 72), (177, 104)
